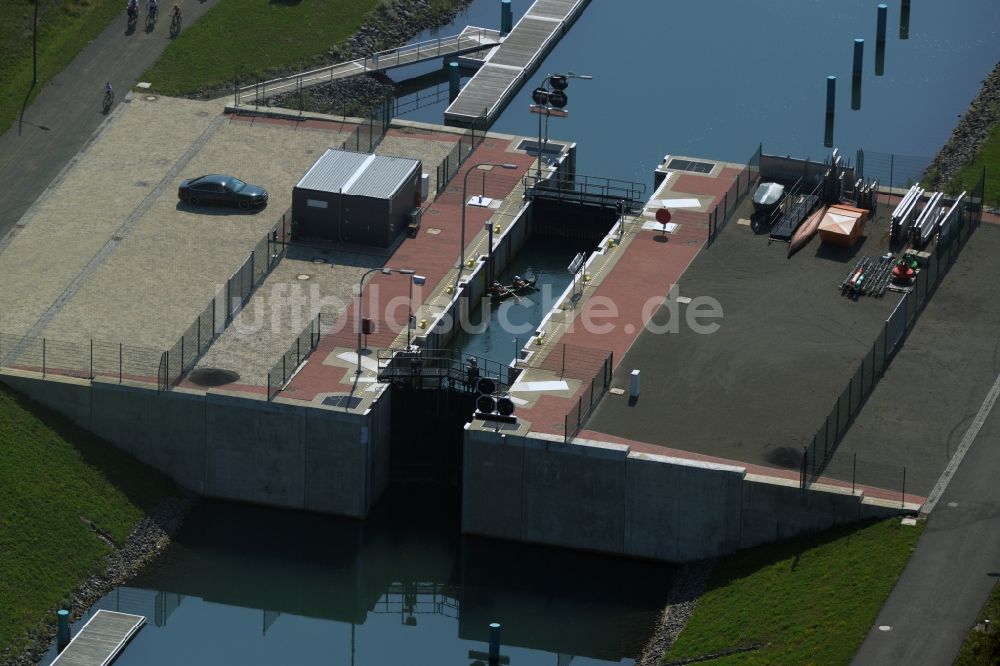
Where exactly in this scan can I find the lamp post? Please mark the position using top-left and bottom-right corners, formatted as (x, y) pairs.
(357, 266), (415, 375)
(529, 72), (592, 181)
(459, 162), (517, 285)
(408, 274), (426, 349)
(485, 220), (495, 286)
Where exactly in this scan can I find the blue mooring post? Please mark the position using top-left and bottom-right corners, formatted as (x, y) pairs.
(824, 76), (836, 147)
(489, 622), (501, 664)
(500, 0), (512, 36)
(851, 39), (864, 110)
(57, 609), (70, 652)
(900, 0), (910, 40)
(448, 61), (460, 102)
(875, 4), (887, 76)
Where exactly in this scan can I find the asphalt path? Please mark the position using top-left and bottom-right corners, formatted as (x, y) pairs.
(0, 0), (218, 239)
(853, 373), (1000, 665)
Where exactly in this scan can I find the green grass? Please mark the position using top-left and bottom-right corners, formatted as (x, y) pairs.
(954, 579), (1000, 665)
(0, 384), (175, 656)
(0, 0), (124, 136)
(947, 115), (1000, 211)
(662, 519), (923, 666)
(141, 0), (382, 96)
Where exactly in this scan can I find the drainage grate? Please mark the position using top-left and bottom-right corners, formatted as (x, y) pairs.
(667, 158), (715, 174)
(323, 395), (362, 409)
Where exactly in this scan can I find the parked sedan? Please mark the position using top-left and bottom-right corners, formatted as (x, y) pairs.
(178, 174), (268, 209)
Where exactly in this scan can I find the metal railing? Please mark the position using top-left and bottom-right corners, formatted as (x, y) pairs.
(0, 333), (162, 385)
(855, 149), (932, 192)
(233, 29), (497, 106)
(159, 218), (288, 391)
(376, 348), (512, 393)
(266, 314), (323, 400)
(523, 173), (647, 210)
(435, 113), (488, 195)
(563, 351), (613, 443)
(801, 169), (985, 492)
(707, 143), (761, 243)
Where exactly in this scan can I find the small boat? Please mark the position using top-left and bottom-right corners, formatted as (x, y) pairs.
(752, 182), (785, 216)
(489, 276), (537, 303)
(787, 204), (827, 257)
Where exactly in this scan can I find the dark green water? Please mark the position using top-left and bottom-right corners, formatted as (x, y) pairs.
(42, 489), (673, 665)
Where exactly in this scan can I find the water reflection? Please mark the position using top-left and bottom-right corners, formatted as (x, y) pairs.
(43, 488), (672, 665)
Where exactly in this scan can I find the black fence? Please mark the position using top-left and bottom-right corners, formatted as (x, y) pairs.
(801, 169), (986, 494)
(337, 93), (393, 155)
(855, 149), (932, 192)
(707, 143), (761, 243)
(563, 351), (613, 444)
(266, 314), (323, 400)
(435, 112), (487, 196)
(0, 333), (162, 385)
(376, 348), (512, 393)
(159, 220), (288, 391)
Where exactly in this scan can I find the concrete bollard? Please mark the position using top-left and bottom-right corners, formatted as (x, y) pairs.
(629, 369), (640, 398)
(900, 0), (910, 40)
(448, 61), (460, 102)
(57, 609), (70, 652)
(489, 622), (501, 663)
(500, 0), (513, 36)
(824, 76), (836, 147)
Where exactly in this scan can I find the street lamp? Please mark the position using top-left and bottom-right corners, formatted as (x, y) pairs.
(407, 274), (426, 349)
(459, 162), (517, 285)
(528, 72), (592, 181)
(357, 266), (415, 375)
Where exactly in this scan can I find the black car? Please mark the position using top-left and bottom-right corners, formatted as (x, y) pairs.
(178, 174), (268, 209)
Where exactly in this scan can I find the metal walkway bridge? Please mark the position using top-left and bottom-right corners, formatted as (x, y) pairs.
(51, 610), (145, 666)
(524, 174), (647, 213)
(233, 26), (501, 106)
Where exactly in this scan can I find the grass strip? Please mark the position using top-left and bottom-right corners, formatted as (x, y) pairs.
(0, 0), (124, 136)
(662, 519), (922, 666)
(947, 117), (1000, 211)
(954, 579), (1000, 665)
(0, 383), (174, 655)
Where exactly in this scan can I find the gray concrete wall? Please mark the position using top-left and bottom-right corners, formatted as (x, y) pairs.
(463, 428), (908, 562)
(1, 370), (377, 518)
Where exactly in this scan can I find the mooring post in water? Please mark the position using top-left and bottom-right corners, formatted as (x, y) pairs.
(500, 0), (513, 36)
(489, 622), (501, 664)
(448, 61), (460, 102)
(851, 39), (864, 110)
(57, 609), (70, 652)
(900, 0), (910, 39)
(824, 76), (836, 147)
(875, 4), (887, 76)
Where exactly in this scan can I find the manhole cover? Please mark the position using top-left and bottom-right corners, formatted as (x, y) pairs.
(188, 368), (240, 387)
(878, 625), (892, 632)
(297, 274), (311, 280)
(145, 96), (157, 101)
(135, 181), (149, 187)
(426, 228), (442, 235)
(763, 446), (802, 469)
(947, 501), (959, 508)
(312, 258), (325, 264)
(429, 208), (441, 215)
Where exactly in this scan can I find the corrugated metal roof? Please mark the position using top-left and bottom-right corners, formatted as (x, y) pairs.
(296, 149), (419, 199)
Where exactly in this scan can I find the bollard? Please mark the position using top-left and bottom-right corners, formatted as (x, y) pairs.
(489, 622), (501, 664)
(875, 4), (887, 75)
(900, 0), (910, 40)
(851, 39), (864, 110)
(448, 61), (460, 102)
(500, 0), (513, 36)
(824, 76), (836, 147)
(629, 369), (640, 398)
(57, 609), (70, 652)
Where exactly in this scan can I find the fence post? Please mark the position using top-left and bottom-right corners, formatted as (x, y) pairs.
(852, 453), (857, 494)
(800, 447), (806, 489)
(267, 373), (271, 401)
(901, 467), (906, 508)
(90, 339), (94, 379)
(181, 336), (185, 371)
(561, 343), (566, 377)
(42, 338), (46, 377)
(197, 316), (201, 354)
(119, 343), (123, 383)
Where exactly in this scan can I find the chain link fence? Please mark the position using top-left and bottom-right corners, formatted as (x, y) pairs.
(855, 149), (932, 192)
(553, 347), (613, 444)
(266, 314), (322, 400)
(707, 143), (761, 243)
(801, 169), (986, 498)
(435, 111), (487, 196)
(0, 332), (162, 385)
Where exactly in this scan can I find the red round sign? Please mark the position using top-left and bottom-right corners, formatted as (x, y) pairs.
(655, 208), (672, 225)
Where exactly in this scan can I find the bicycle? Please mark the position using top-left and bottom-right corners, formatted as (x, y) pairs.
(169, 10), (181, 37)
(146, 4), (158, 30)
(102, 88), (114, 115)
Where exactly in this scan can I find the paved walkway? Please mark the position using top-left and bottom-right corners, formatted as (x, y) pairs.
(0, 0), (219, 239)
(853, 376), (1000, 665)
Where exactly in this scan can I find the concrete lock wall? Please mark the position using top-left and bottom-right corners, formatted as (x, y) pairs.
(462, 429), (907, 562)
(1, 371), (378, 518)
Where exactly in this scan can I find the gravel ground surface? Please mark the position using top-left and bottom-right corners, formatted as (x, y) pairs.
(3, 494), (197, 666)
(636, 560), (716, 666)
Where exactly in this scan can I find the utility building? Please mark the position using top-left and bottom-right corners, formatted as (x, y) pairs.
(292, 149), (423, 247)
